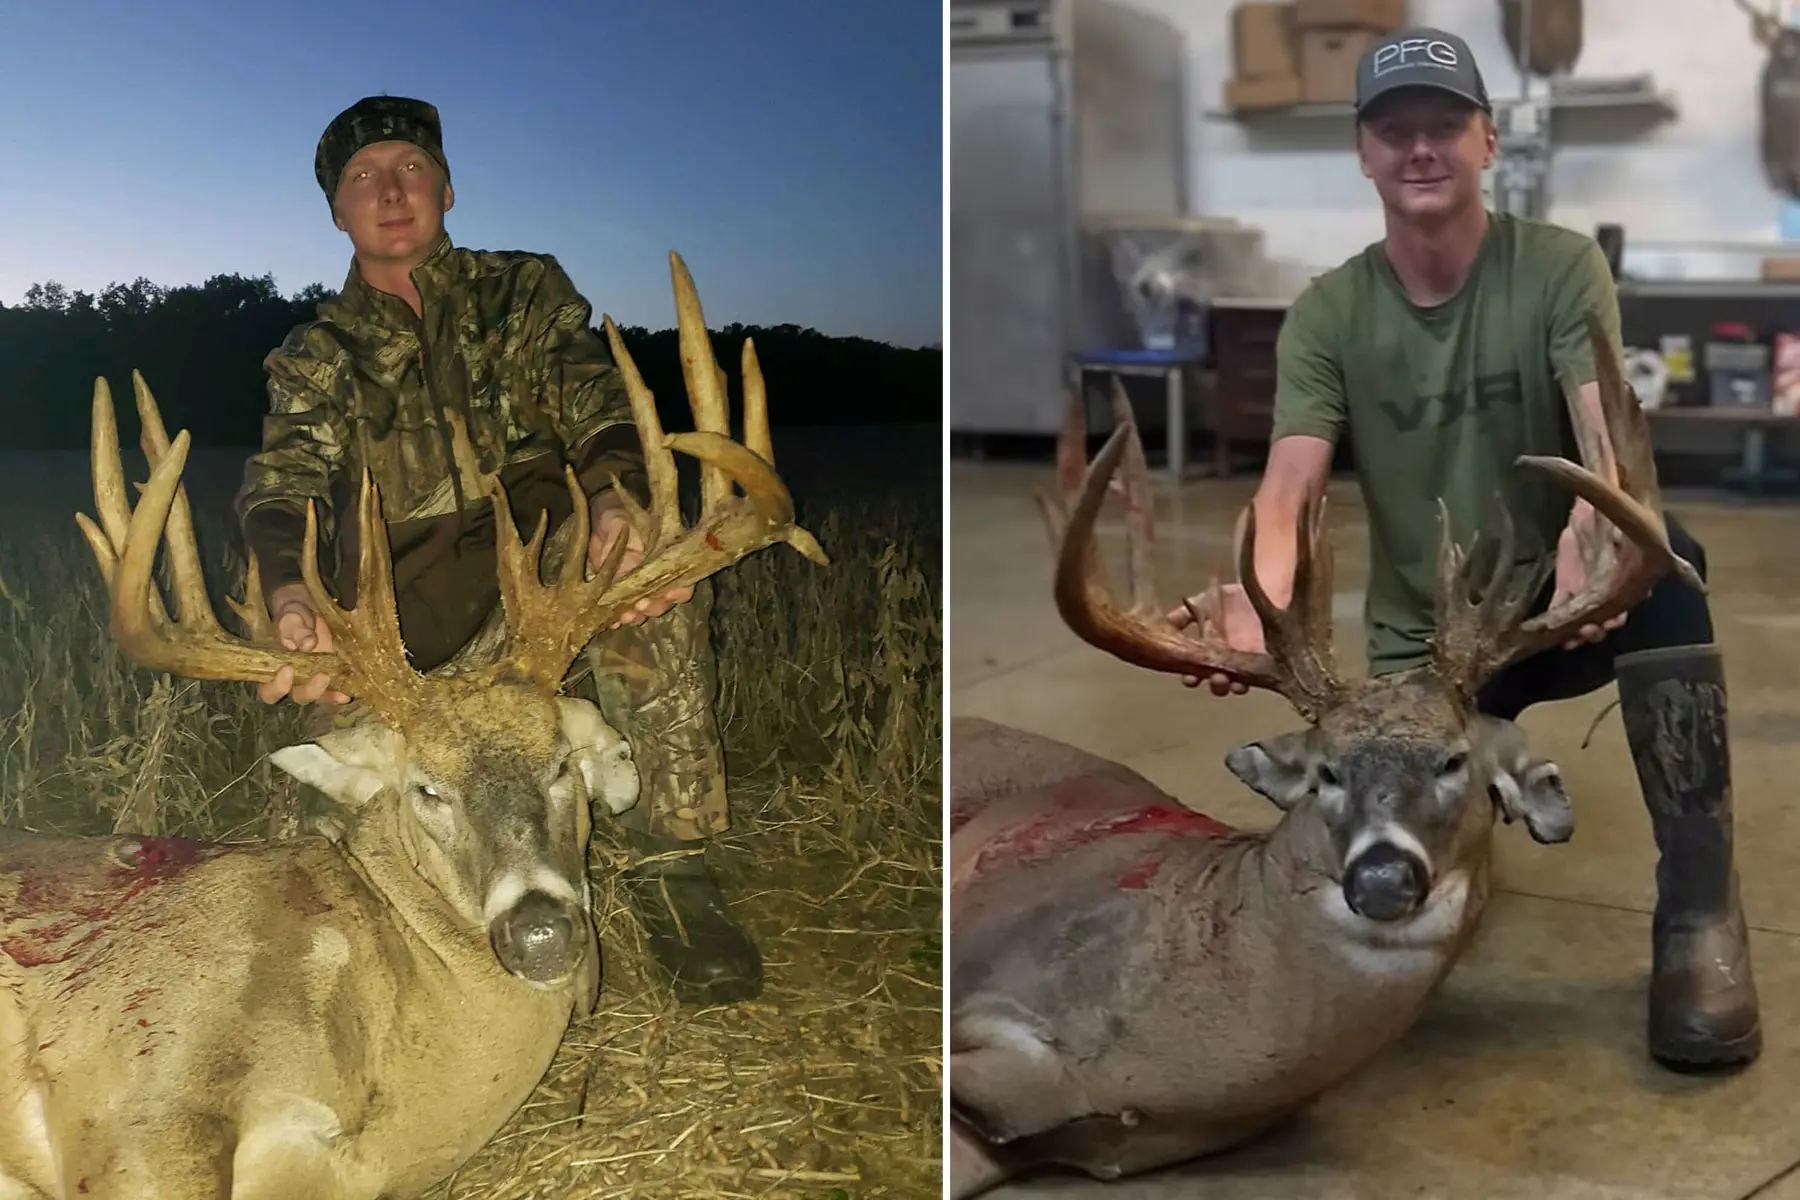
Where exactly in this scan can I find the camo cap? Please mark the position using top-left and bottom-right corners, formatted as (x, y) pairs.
(315, 95), (451, 202)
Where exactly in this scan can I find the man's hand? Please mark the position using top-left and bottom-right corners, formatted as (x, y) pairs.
(257, 583), (351, 706)
(1166, 583), (1265, 696)
(589, 494), (693, 629)
(1552, 499), (1628, 651)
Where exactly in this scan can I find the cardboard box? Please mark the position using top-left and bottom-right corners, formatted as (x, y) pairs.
(1232, 2), (1297, 79)
(1761, 255), (1800, 282)
(1295, 0), (1406, 31)
(1226, 74), (1303, 112)
(1300, 28), (1378, 103)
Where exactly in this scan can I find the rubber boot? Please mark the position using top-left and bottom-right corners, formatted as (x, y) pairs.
(620, 828), (764, 1005)
(1614, 644), (1761, 1070)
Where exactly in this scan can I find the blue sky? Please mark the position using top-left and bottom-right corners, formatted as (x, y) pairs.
(0, 1), (944, 349)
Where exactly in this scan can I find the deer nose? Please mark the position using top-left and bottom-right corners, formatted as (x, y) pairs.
(489, 889), (582, 984)
(1343, 842), (1430, 922)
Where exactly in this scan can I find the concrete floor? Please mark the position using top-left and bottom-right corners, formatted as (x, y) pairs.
(950, 457), (1800, 1200)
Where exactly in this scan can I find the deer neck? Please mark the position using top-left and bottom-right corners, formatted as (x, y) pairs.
(339, 798), (496, 975)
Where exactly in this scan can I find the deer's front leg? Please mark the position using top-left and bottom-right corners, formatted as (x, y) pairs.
(951, 996), (1092, 1144)
(227, 1101), (368, 1200)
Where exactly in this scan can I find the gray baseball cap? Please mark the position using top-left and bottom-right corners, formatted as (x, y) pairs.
(1355, 27), (1491, 116)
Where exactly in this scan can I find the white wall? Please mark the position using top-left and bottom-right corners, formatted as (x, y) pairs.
(1116, 0), (1790, 281)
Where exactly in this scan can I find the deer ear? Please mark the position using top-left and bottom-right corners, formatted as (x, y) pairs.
(1473, 717), (1574, 845)
(555, 697), (642, 817)
(269, 722), (401, 813)
(1225, 728), (1318, 810)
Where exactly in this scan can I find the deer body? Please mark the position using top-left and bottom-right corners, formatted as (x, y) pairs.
(949, 697), (1536, 1196)
(0, 812), (573, 1199)
(951, 340), (1684, 1196)
(0, 253), (828, 1200)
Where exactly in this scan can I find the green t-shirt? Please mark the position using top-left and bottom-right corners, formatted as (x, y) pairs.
(1270, 211), (1623, 677)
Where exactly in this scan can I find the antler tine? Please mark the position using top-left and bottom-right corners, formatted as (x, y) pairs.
(224, 549), (277, 643)
(1106, 379), (1161, 613)
(1429, 496), (1548, 695)
(742, 337), (774, 467)
(296, 468), (420, 717)
(474, 256), (830, 692)
(1234, 490), (1344, 718)
(127, 371), (218, 644)
(83, 377), (172, 631)
(76, 376), (351, 687)
(118, 372), (281, 647)
(1037, 386), (1089, 552)
(1428, 501), (1477, 688)
(671, 251), (734, 515)
(1302, 496), (1338, 650)
(1038, 396), (1302, 707)
(604, 313), (683, 555)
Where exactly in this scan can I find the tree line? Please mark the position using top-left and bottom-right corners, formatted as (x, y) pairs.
(0, 273), (941, 450)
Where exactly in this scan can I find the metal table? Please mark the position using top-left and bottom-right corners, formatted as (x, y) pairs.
(1069, 347), (1209, 485)
(1645, 406), (1800, 495)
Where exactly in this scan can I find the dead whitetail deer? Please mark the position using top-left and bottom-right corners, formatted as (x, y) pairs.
(0, 253), (827, 1200)
(1736, 0), (1800, 199)
(949, 316), (1699, 1198)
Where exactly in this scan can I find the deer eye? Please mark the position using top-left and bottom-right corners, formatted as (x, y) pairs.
(1440, 752), (1468, 776)
(1316, 763), (1341, 789)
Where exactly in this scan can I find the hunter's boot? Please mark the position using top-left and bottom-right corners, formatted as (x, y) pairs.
(620, 827), (764, 1005)
(584, 576), (762, 1005)
(1614, 644), (1761, 1070)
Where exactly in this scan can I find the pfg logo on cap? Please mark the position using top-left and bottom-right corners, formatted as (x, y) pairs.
(1372, 37), (1460, 77)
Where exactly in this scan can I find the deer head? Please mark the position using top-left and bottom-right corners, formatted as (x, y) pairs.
(1041, 313), (1699, 925)
(75, 251), (829, 1014)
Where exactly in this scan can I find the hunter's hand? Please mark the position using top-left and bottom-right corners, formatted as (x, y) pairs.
(258, 587), (351, 706)
(1553, 500), (1627, 651)
(590, 500), (693, 629)
(1166, 583), (1265, 696)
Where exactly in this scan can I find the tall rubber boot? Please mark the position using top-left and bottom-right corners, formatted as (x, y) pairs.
(1614, 644), (1761, 1070)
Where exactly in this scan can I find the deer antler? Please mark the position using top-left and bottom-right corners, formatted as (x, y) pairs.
(1431, 311), (1705, 696)
(77, 254), (829, 721)
(76, 371), (426, 725)
(1039, 382), (1343, 722)
(466, 251), (831, 692)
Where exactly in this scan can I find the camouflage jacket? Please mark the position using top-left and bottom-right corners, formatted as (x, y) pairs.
(234, 233), (644, 615)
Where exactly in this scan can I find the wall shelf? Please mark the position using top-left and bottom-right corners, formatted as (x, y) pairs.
(1205, 76), (1679, 126)
(1619, 279), (1800, 301)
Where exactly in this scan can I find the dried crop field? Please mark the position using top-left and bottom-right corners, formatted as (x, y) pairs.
(0, 435), (943, 1199)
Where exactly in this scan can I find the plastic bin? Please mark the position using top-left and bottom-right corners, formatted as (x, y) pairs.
(1704, 341), (1772, 409)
